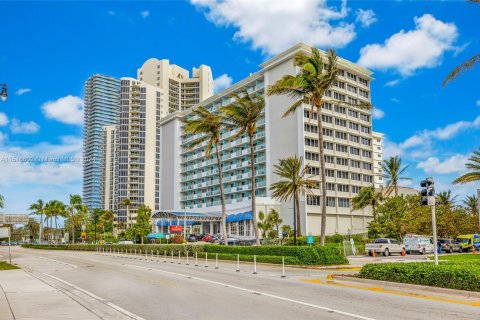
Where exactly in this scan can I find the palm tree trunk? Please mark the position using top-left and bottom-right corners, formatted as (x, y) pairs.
(249, 134), (260, 245)
(295, 189), (301, 237)
(39, 213), (43, 242)
(317, 107), (327, 245)
(215, 144), (228, 246)
(72, 212), (75, 244)
(55, 216), (58, 240)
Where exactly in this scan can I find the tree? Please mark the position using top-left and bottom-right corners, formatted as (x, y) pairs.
(29, 199), (45, 241)
(453, 148), (480, 184)
(26, 218), (39, 243)
(382, 156), (411, 197)
(436, 190), (457, 208)
(133, 204), (152, 245)
(183, 106), (228, 245)
(257, 211), (272, 239)
(90, 209), (104, 244)
(44, 200), (66, 240)
(268, 48), (371, 246)
(270, 156), (317, 241)
(442, 0), (480, 87)
(463, 195), (480, 232)
(0, 194), (3, 209)
(352, 186), (384, 219)
(266, 208), (283, 238)
(67, 195), (83, 243)
(121, 198), (131, 229)
(221, 88), (265, 246)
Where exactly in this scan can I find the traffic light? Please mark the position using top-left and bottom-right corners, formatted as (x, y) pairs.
(420, 178), (435, 206)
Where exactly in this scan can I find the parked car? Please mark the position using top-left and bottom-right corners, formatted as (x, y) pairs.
(117, 240), (134, 245)
(456, 234), (480, 252)
(365, 238), (405, 256)
(196, 234), (206, 241)
(186, 234), (197, 242)
(403, 235), (434, 254)
(202, 234), (212, 242)
(219, 237), (238, 245)
(210, 235), (220, 243)
(439, 238), (461, 253)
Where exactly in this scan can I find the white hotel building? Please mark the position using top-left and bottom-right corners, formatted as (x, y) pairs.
(153, 44), (384, 237)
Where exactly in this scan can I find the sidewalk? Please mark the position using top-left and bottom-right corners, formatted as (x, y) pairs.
(0, 269), (96, 320)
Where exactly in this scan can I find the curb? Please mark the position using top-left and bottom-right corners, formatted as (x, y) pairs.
(331, 275), (480, 299)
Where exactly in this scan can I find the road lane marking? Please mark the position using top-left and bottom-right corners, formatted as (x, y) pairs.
(302, 278), (480, 307)
(43, 273), (146, 320)
(36, 256), (78, 268)
(127, 264), (376, 320)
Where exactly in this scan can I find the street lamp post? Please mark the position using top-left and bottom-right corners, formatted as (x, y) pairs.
(0, 84), (7, 102)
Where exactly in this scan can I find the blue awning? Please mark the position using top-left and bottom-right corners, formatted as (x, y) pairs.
(156, 220), (200, 227)
(226, 211), (253, 223)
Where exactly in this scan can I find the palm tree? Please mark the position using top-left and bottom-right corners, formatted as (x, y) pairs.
(183, 106), (228, 244)
(44, 200), (66, 241)
(67, 195), (83, 244)
(351, 186), (384, 220)
(268, 48), (371, 246)
(29, 199), (45, 242)
(257, 210), (271, 239)
(266, 208), (283, 238)
(90, 208), (104, 244)
(221, 88), (265, 245)
(270, 156), (317, 244)
(463, 194), (480, 231)
(121, 198), (131, 229)
(0, 194), (3, 209)
(101, 210), (115, 239)
(442, 0), (480, 86)
(436, 190), (458, 208)
(453, 148), (480, 184)
(382, 156), (412, 197)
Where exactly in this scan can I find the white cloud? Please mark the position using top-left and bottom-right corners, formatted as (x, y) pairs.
(355, 9), (377, 28)
(190, 0), (356, 55)
(384, 79), (400, 87)
(372, 108), (385, 120)
(10, 119), (40, 134)
(417, 154), (469, 174)
(41, 95), (84, 125)
(0, 112), (9, 126)
(0, 132), (6, 144)
(107, 11), (115, 16)
(358, 14), (458, 76)
(140, 10), (150, 18)
(15, 88), (31, 96)
(213, 74), (233, 93)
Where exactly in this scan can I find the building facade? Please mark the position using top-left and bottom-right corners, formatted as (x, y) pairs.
(100, 125), (118, 212)
(137, 59), (213, 114)
(158, 44), (383, 237)
(115, 78), (162, 227)
(83, 74), (121, 210)
(372, 132), (384, 189)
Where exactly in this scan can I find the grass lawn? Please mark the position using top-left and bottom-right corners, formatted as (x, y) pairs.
(429, 254), (480, 261)
(0, 261), (19, 271)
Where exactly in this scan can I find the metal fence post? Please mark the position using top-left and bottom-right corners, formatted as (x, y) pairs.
(215, 253), (218, 269)
(281, 256), (286, 278)
(253, 255), (257, 274)
(195, 251), (198, 266)
(236, 254), (240, 272)
(178, 251), (181, 264)
(205, 252), (208, 267)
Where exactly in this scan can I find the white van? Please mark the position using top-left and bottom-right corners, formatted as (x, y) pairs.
(403, 235), (434, 254)
(117, 240), (134, 245)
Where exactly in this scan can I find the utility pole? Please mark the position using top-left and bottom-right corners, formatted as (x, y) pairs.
(421, 178), (438, 266)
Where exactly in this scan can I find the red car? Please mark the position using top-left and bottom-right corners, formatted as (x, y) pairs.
(202, 234), (213, 242)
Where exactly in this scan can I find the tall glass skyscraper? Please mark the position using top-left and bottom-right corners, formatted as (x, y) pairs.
(83, 74), (121, 210)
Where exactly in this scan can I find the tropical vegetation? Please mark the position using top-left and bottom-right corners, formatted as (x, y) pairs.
(382, 156), (411, 197)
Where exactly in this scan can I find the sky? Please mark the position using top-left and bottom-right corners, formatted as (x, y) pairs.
(0, 0), (479, 213)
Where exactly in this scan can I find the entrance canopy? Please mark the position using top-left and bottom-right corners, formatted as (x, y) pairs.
(152, 210), (222, 224)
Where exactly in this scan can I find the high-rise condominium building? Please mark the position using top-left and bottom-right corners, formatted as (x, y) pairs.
(372, 132), (384, 189)
(115, 78), (162, 227)
(137, 58), (213, 114)
(157, 44), (384, 236)
(100, 125), (118, 212)
(83, 74), (121, 210)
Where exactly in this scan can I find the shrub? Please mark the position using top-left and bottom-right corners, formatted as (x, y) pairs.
(359, 262), (480, 292)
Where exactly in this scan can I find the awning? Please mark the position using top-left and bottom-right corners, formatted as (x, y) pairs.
(226, 211), (253, 223)
(156, 220), (200, 227)
(147, 233), (165, 239)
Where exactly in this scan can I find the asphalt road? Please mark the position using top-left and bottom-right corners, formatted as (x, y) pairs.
(1, 246), (478, 320)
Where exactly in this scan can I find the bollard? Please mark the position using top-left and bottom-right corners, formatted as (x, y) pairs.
(215, 253), (218, 269)
(186, 251), (189, 265)
(164, 250), (167, 263)
(205, 252), (208, 268)
(281, 256), (286, 278)
(178, 251), (181, 264)
(195, 251), (198, 267)
(171, 250), (174, 263)
(236, 254), (240, 272)
(253, 255), (257, 274)
(157, 250), (159, 261)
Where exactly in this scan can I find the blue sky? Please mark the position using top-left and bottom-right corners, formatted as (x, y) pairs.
(0, 0), (479, 213)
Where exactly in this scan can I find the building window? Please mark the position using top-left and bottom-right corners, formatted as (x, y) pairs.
(327, 197), (336, 207)
(338, 198), (350, 208)
(336, 144), (348, 153)
(337, 171), (349, 179)
(307, 195), (321, 206)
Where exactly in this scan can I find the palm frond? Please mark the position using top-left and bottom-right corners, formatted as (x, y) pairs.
(442, 53), (480, 87)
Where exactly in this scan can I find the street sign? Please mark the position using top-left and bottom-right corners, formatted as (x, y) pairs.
(307, 235), (314, 245)
(170, 225), (183, 233)
(0, 227), (10, 238)
(81, 232), (87, 239)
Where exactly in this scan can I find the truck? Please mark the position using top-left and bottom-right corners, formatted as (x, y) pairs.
(403, 235), (434, 254)
(456, 234), (480, 252)
(366, 238), (405, 256)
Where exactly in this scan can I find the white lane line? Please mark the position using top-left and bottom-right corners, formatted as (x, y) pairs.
(128, 264), (376, 320)
(37, 256), (78, 268)
(43, 273), (145, 320)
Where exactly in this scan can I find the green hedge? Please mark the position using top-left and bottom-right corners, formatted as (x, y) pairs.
(22, 243), (348, 266)
(203, 245), (347, 265)
(359, 262), (480, 292)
